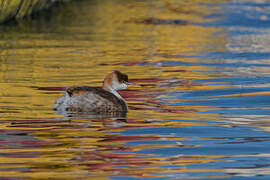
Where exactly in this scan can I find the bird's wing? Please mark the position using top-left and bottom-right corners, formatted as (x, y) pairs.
(65, 86), (122, 112)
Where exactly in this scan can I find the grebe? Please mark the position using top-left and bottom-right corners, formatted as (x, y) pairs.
(54, 70), (129, 113)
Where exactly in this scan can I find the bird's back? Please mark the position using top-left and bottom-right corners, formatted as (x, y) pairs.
(54, 86), (127, 113)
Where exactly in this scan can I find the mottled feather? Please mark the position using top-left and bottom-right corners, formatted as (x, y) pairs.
(54, 71), (129, 114)
(55, 86), (127, 113)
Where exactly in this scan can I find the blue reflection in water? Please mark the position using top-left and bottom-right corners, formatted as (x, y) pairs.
(115, 1), (270, 179)
(2, 0), (270, 179)
(205, 2), (270, 28)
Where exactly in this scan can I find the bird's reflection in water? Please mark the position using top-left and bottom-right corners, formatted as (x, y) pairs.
(55, 110), (128, 128)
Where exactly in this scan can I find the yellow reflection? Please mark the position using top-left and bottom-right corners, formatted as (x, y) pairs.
(0, 0), (231, 179)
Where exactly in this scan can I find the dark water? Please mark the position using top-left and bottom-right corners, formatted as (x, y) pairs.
(1, 0), (270, 179)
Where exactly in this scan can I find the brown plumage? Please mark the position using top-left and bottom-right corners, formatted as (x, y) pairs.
(65, 86), (127, 112)
(54, 71), (129, 113)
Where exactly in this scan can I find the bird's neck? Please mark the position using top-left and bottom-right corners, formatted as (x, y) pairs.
(103, 85), (123, 100)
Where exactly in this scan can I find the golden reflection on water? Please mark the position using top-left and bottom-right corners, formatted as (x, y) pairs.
(0, 117), (225, 179)
(0, 0), (252, 179)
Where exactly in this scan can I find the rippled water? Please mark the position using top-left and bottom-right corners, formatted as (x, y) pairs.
(1, 0), (270, 179)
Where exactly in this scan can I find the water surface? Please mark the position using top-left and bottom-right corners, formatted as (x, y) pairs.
(1, 0), (270, 179)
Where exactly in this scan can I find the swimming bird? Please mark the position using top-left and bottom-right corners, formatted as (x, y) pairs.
(54, 70), (129, 113)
